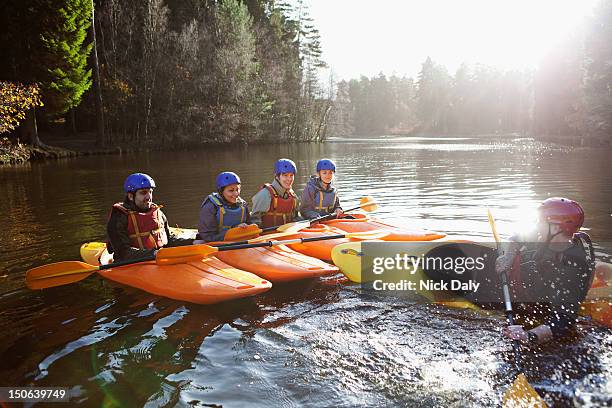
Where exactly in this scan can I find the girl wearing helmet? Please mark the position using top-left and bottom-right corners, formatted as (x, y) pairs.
(299, 158), (343, 220)
(197, 171), (251, 242)
(492, 197), (595, 345)
(250, 159), (299, 228)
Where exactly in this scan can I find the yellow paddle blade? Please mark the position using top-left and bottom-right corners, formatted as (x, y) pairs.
(346, 229), (389, 240)
(487, 208), (501, 244)
(26, 261), (99, 290)
(156, 244), (219, 265)
(276, 220), (311, 233)
(502, 373), (547, 407)
(359, 196), (378, 212)
(224, 224), (262, 241)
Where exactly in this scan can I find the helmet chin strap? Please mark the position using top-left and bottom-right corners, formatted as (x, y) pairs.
(535, 223), (564, 260)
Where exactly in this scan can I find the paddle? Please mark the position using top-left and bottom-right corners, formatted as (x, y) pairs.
(26, 255), (156, 290)
(156, 229), (389, 265)
(487, 209), (547, 407)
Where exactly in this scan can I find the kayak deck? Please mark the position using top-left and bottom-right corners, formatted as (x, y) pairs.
(79, 242), (271, 304)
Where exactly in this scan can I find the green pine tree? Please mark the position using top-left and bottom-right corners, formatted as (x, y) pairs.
(39, 0), (93, 116)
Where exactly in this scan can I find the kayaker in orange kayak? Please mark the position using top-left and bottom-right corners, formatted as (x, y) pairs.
(494, 197), (596, 345)
(196, 171), (252, 242)
(251, 158), (300, 228)
(106, 173), (192, 262)
(299, 158), (344, 220)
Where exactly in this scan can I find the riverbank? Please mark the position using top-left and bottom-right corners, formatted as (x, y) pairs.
(0, 133), (131, 165)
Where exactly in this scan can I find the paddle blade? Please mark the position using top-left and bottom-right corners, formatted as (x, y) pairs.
(224, 224), (262, 241)
(502, 374), (547, 407)
(26, 261), (98, 290)
(359, 196), (378, 212)
(487, 208), (501, 244)
(276, 220), (311, 233)
(345, 229), (389, 240)
(156, 244), (218, 265)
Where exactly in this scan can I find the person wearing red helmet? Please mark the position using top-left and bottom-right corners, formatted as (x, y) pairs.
(107, 173), (192, 262)
(494, 197), (595, 345)
(196, 171), (252, 242)
(250, 159), (300, 228)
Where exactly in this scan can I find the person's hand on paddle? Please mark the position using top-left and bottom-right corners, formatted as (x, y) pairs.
(503, 325), (529, 343)
(334, 208), (344, 218)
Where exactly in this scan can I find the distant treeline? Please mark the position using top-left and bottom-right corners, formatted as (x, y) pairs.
(330, 1), (612, 141)
(0, 0), (329, 147)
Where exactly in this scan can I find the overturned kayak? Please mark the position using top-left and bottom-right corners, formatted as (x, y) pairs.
(331, 240), (612, 327)
(80, 242), (271, 304)
(322, 213), (447, 241)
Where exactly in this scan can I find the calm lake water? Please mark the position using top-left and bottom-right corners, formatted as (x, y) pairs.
(0, 135), (611, 406)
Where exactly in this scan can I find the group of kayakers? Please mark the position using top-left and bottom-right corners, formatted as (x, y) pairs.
(107, 158), (341, 260)
(105, 162), (597, 347)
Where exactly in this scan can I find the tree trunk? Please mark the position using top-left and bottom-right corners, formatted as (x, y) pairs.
(66, 109), (77, 135)
(19, 108), (44, 147)
(91, 0), (105, 147)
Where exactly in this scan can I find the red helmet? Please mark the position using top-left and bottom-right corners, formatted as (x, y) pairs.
(537, 197), (584, 234)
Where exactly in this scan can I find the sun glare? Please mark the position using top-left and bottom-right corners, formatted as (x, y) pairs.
(307, 0), (600, 79)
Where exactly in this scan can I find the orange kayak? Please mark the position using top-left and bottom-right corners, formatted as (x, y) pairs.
(210, 241), (339, 282)
(278, 215), (447, 261)
(80, 243), (271, 304)
(322, 213), (446, 241)
(281, 224), (354, 262)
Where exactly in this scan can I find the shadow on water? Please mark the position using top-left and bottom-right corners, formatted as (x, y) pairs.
(0, 136), (611, 406)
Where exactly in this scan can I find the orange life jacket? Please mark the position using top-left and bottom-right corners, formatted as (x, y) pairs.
(112, 202), (168, 249)
(261, 183), (298, 228)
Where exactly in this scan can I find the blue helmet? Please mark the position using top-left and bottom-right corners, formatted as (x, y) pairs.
(216, 171), (241, 190)
(274, 158), (297, 175)
(316, 159), (336, 172)
(124, 173), (156, 193)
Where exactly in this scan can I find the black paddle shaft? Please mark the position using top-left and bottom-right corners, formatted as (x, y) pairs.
(216, 234), (348, 251)
(501, 271), (523, 370)
(101, 254), (155, 270)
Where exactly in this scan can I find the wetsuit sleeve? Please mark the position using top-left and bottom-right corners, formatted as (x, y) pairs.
(245, 203), (252, 224)
(197, 201), (227, 242)
(250, 189), (272, 227)
(106, 208), (155, 262)
(299, 184), (320, 219)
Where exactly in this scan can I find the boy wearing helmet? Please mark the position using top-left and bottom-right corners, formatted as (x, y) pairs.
(299, 158), (343, 220)
(250, 159), (300, 228)
(197, 171), (251, 242)
(494, 198), (595, 345)
(106, 173), (192, 262)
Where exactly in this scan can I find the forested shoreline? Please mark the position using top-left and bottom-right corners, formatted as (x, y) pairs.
(1, 0), (611, 165)
(329, 1), (612, 142)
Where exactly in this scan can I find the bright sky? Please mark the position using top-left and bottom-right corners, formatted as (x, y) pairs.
(305, 0), (599, 80)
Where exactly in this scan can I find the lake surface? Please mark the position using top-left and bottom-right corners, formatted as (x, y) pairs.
(1, 135), (611, 406)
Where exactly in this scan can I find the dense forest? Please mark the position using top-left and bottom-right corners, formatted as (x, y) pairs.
(330, 1), (612, 142)
(1, 0), (611, 159)
(0, 0), (328, 149)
